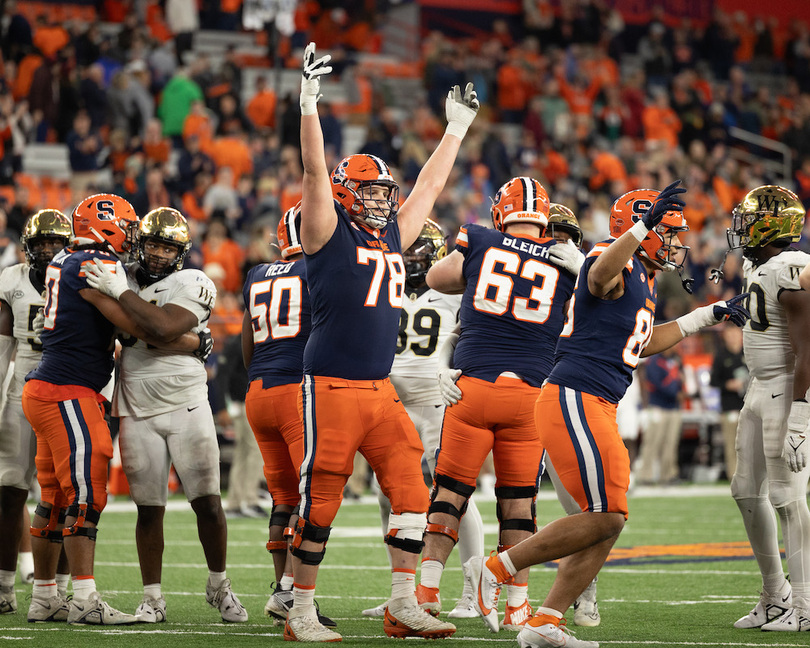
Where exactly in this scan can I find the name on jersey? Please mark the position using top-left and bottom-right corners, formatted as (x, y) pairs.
(501, 235), (550, 259)
(264, 263), (294, 277)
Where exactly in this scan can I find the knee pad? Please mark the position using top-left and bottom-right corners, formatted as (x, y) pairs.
(495, 485), (537, 552)
(267, 506), (293, 554)
(30, 503), (66, 543)
(62, 504), (101, 541)
(385, 512), (427, 554)
(426, 474), (474, 545)
(768, 475), (807, 510)
(290, 518), (331, 565)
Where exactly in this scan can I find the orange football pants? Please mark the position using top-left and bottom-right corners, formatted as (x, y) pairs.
(22, 381), (113, 512)
(245, 380), (303, 507)
(536, 383), (630, 518)
(435, 375), (543, 489)
(298, 376), (428, 527)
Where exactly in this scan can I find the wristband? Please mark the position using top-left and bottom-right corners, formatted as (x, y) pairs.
(629, 220), (649, 243)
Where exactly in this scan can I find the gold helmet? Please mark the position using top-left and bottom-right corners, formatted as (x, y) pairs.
(137, 207), (191, 280)
(728, 185), (805, 258)
(22, 209), (72, 272)
(547, 203), (583, 248)
(404, 219), (446, 289)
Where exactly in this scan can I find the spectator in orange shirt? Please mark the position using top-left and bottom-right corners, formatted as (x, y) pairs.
(32, 15), (70, 60)
(209, 132), (253, 186)
(246, 75), (276, 131)
(142, 117), (171, 166)
(556, 67), (602, 117)
(588, 141), (627, 197)
(182, 99), (214, 153)
(201, 217), (244, 294)
(642, 90), (682, 149)
(182, 172), (214, 223)
(496, 51), (529, 123)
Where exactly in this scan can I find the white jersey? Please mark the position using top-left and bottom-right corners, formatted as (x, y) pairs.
(742, 249), (810, 381)
(390, 288), (461, 406)
(0, 263), (45, 402)
(114, 267), (216, 417)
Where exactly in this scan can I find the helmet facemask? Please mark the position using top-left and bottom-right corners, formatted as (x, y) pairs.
(404, 237), (437, 289)
(26, 236), (69, 274)
(139, 236), (185, 281)
(350, 181), (400, 229)
(640, 224), (690, 273)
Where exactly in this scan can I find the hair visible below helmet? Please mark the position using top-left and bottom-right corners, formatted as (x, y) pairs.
(22, 209), (72, 271)
(547, 203), (583, 248)
(72, 193), (138, 257)
(610, 188), (690, 272)
(137, 207), (191, 280)
(278, 203), (303, 259)
(404, 219), (446, 289)
(331, 154), (400, 230)
(728, 185), (805, 259)
(490, 177), (550, 233)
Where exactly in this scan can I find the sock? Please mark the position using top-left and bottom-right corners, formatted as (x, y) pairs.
(419, 559), (444, 589)
(391, 568), (416, 599)
(208, 570), (226, 588)
(33, 579), (57, 599)
(763, 573), (788, 598)
(292, 582), (315, 610)
(280, 574), (294, 591)
(533, 606), (563, 626)
(507, 582), (528, 607)
(18, 551), (34, 577)
(72, 576), (96, 601)
(486, 553), (516, 583)
(0, 569), (14, 587)
(55, 573), (70, 598)
(144, 583), (162, 599)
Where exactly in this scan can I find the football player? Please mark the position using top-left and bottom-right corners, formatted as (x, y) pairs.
(362, 219), (485, 620)
(723, 186), (810, 631)
(464, 182), (750, 648)
(83, 207), (247, 624)
(23, 194), (206, 625)
(289, 42), (477, 641)
(0, 210), (71, 619)
(420, 178), (581, 633)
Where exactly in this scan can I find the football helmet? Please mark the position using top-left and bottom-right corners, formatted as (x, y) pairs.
(491, 177), (550, 233)
(278, 202), (302, 259)
(610, 188), (690, 273)
(547, 203), (583, 248)
(331, 154), (400, 229)
(137, 207), (191, 280)
(21, 209), (71, 272)
(72, 193), (138, 258)
(404, 219), (446, 289)
(728, 185), (805, 259)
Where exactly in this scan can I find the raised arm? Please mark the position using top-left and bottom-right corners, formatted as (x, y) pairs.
(426, 250), (466, 294)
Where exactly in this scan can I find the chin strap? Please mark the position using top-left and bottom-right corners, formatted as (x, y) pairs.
(710, 249), (733, 284)
(677, 267), (694, 294)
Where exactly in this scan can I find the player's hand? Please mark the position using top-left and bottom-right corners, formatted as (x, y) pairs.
(300, 42), (332, 116)
(445, 82), (479, 140)
(85, 258), (130, 300)
(194, 328), (213, 362)
(640, 180), (687, 230)
(712, 293), (750, 328)
(32, 308), (44, 340)
(548, 240), (585, 276)
(785, 400), (810, 472)
(437, 367), (462, 406)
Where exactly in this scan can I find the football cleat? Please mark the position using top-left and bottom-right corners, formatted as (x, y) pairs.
(361, 600), (388, 617)
(734, 581), (791, 629)
(517, 616), (599, 648)
(67, 592), (140, 625)
(447, 592), (478, 619)
(463, 555), (501, 633)
(0, 584), (16, 614)
(761, 607), (810, 631)
(502, 600), (534, 630)
(383, 596), (456, 639)
(265, 586), (294, 626)
(415, 583), (441, 616)
(28, 595), (69, 622)
(205, 578), (248, 623)
(284, 605), (342, 642)
(573, 578), (600, 627)
(135, 596), (166, 623)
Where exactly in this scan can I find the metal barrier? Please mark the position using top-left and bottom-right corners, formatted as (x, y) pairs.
(728, 126), (793, 187)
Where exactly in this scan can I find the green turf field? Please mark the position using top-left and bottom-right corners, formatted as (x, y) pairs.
(0, 483), (800, 646)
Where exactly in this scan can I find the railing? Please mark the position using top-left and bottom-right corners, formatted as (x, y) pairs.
(728, 126), (793, 187)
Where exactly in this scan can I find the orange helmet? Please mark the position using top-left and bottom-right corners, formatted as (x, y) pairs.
(72, 193), (139, 257)
(490, 177), (550, 233)
(610, 189), (689, 272)
(331, 154), (399, 229)
(278, 202), (302, 259)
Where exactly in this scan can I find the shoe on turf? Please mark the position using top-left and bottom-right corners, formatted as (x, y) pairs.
(383, 596), (456, 639)
(573, 577), (600, 627)
(761, 606), (810, 631)
(463, 555), (501, 633)
(361, 600), (388, 617)
(265, 585), (293, 626)
(136, 596), (166, 623)
(205, 578), (248, 623)
(28, 594), (69, 622)
(502, 600), (534, 630)
(416, 583), (441, 616)
(284, 605), (342, 642)
(517, 616), (599, 648)
(0, 584), (16, 614)
(734, 581), (791, 629)
(67, 591), (140, 625)
(314, 599), (337, 628)
(448, 592), (478, 619)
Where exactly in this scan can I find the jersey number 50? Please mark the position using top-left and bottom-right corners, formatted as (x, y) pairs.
(249, 277), (302, 342)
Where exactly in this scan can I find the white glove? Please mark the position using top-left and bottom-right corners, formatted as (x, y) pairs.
(300, 42), (332, 116)
(548, 240), (585, 276)
(784, 400), (810, 473)
(32, 309), (44, 339)
(436, 332), (462, 406)
(445, 82), (480, 140)
(85, 258), (130, 300)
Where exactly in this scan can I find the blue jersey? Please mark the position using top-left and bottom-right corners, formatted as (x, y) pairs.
(549, 240), (657, 403)
(28, 249), (117, 392)
(243, 259), (311, 387)
(452, 224), (576, 388)
(303, 203), (405, 380)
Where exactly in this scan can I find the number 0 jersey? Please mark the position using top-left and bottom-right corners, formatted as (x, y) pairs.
(549, 241), (657, 404)
(243, 259), (311, 387)
(303, 203), (405, 380)
(741, 248), (810, 381)
(451, 224), (575, 388)
(0, 264), (46, 401)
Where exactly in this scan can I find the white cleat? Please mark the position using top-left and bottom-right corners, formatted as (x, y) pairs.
(761, 607), (810, 632)
(517, 619), (599, 648)
(206, 578), (248, 623)
(28, 595), (69, 622)
(265, 587), (293, 626)
(361, 600), (388, 617)
(463, 556), (500, 632)
(383, 596), (456, 639)
(573, 577), (600, 627)
(136, 596), (166, 623)
(67, 592), (140, 625)
(0, 584), (17, 614)
(284, 605), (342, 642)
(448, 592), (479, 619)
(734, 581), (791, 629)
